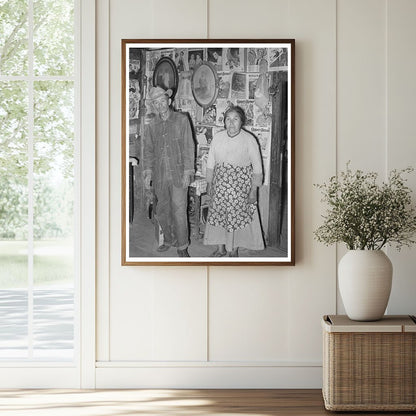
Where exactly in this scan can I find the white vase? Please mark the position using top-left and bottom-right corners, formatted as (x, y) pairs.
(338, 250), (393, 321)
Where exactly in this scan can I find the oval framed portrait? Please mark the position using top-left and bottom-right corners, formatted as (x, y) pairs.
(153, 57), (179, 100)
(191, 61), (219, 108)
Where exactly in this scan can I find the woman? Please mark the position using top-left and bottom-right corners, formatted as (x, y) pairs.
(203, 106), (265, 257)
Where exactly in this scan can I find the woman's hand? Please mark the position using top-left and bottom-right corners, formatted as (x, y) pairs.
(248, 188), (257, 204)
(182, 172), (194, 188)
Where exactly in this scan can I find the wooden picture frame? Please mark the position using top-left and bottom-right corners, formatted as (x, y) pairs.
(122, 39), (295, 265)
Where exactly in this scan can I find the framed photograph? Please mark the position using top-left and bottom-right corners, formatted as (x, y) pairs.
(191, 62), (219, 108)
(122, 40), (295, 265)
(153, 56), (179, 100)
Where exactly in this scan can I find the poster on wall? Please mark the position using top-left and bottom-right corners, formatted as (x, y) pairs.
(121, 40), (295, 266)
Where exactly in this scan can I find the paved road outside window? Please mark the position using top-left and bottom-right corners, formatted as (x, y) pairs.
(0, 288), (74, 360)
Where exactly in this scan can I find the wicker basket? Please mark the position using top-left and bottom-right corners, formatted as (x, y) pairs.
(322, 315), (416, 411)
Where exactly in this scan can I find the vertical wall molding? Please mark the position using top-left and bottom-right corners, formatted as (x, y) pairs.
(96, 0), (111, 363)
(385, 0), (390, 176)
(206, 0), (209, 38)
(80, 0), (96, 388)
(206, 266), (210, 361)
(335, 0), (339, 314)
(384, 0), (416, 313)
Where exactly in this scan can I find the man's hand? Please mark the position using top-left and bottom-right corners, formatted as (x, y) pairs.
(129, 157), (139, 166)
(143, 173), (152, 189)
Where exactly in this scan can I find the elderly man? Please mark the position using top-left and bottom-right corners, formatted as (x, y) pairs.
(143, 86), (195, 257)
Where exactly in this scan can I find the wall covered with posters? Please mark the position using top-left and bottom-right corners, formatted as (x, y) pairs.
(141, 46), (285, 185)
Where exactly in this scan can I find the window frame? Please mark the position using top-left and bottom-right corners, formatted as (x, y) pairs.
(0, 0), (96, 388)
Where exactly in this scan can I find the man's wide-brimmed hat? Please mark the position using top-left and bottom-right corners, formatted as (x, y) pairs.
(147, 86), (172, 101)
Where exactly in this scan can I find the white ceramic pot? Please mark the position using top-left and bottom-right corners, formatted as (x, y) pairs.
(338, 250), (393, 321)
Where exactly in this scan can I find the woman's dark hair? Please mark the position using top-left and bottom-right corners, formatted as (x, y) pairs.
(224, 105), (246, 126)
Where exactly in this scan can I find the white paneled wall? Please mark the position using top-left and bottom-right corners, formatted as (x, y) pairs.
(337, 0), (387, 171)
(386, 0), (416, 313)
(208, 268), (290, 362)
(336, 0), (388, 313)
(110, 269), (207, 361)
(95, 0), (416, 388)
(209, 0), (290, 38)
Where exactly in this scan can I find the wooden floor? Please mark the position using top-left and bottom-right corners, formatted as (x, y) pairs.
(0, 389), (413, 415)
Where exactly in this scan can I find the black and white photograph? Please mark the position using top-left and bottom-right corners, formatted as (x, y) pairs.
(268, 47), (288, 71)
(231, 72), (248, 100)
(207, 47), (223, 71)
(122, 40), (295, 265)
(174, 48), (188, 72)
(218, 72), (231, 99)
(188, 48), (204, 70)
(223, 47), (244, 71)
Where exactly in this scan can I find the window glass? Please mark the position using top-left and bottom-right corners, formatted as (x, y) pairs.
(0, 0), (76, 362)
(0, 289), (29, 359)
(33, 80), (74, 287)
(33, 0), (74, 76)
(0, 81), (29, 245)
(0, 0), (29, 75)
(32, 81), (74, 358)
(0, 81), (29, 360)
(33, 288), (74, 359)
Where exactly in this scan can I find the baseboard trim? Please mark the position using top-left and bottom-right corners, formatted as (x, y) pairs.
(96, 360), (321, 368)
(0, 367), (80, 388)
(96, 365), (323, 388)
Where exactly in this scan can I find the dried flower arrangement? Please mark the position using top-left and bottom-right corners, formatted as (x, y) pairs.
(314, 164), (416, 250)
